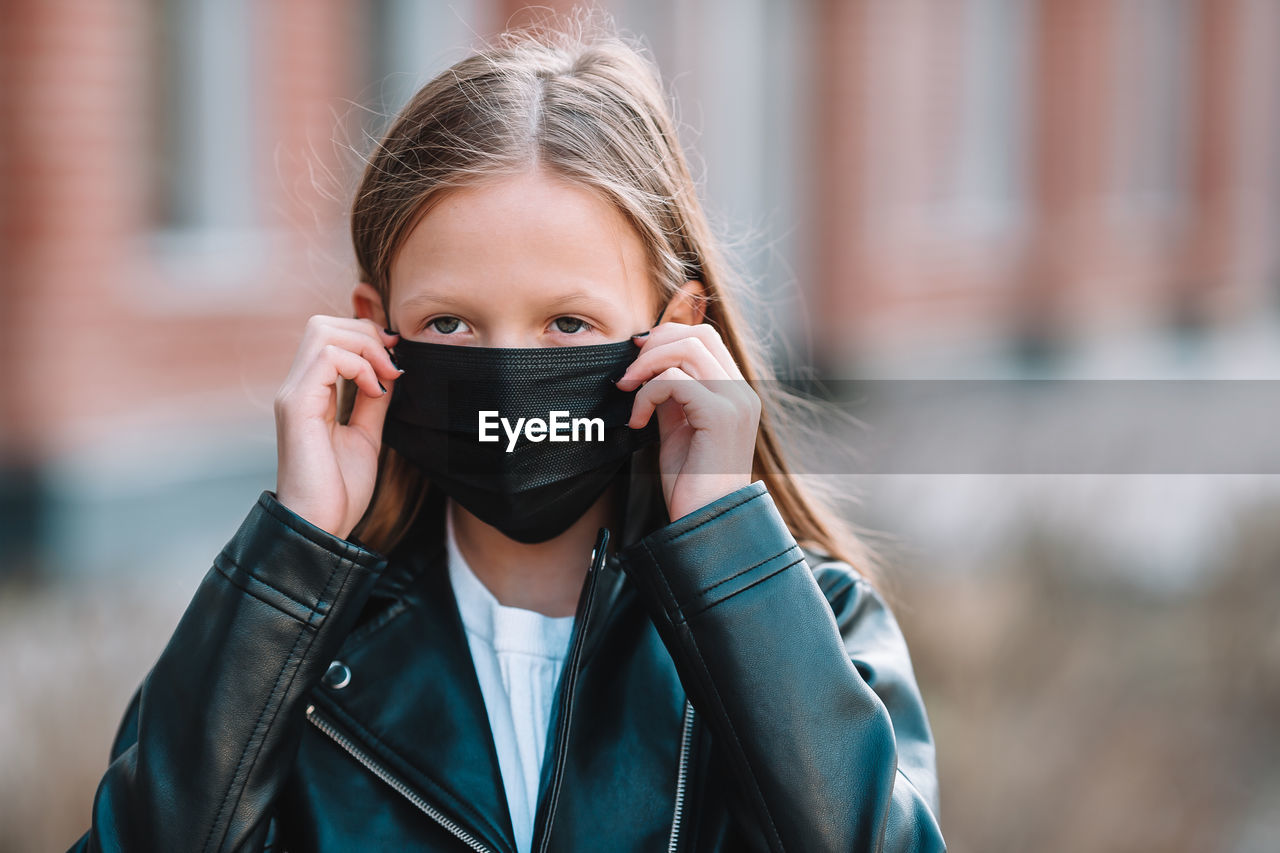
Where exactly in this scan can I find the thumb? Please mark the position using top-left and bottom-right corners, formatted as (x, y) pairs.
(346, 374), (396, 444)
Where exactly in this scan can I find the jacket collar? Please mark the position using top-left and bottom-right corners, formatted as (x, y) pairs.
(312, 445), (671, 853)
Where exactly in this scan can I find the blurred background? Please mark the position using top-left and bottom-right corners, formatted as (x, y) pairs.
(2, 1), (1279, 850)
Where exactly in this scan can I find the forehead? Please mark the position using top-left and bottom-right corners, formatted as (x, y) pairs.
(388, 169), (655, 313)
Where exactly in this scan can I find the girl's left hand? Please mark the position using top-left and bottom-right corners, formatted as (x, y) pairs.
(615, 322), (761, 521)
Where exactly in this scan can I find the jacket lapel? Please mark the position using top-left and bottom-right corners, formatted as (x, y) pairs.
(315, 486), (517, 853)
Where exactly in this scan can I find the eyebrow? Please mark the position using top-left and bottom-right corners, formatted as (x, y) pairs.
(398, 288), (619, 314)
(396, 292), (469, 311)
(540, 290), (619, 313)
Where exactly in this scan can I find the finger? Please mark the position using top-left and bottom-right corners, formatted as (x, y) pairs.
(628, 367), (736, 430)
(632, 322), (743, 379)
(346, 368), (395, 439)
(654, 394), (689, 437)
(303, 326), (402, 381)
(615, 336), (729, 390)
(303, 314), (399, 349)
(302, 344), (387, 404)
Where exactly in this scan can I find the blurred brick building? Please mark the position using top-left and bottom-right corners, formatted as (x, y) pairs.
(1, 0), (1277, 575)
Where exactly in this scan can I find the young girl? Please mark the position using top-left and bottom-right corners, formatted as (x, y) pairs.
(72, 17), (944, 853)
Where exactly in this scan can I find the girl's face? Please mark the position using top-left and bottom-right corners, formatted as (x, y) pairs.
(372, 168), (661, 347)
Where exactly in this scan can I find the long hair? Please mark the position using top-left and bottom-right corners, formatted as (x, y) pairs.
(339, 10), (888, 595)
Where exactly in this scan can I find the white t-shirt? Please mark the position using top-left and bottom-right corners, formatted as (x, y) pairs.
(445, 502), (576, 853)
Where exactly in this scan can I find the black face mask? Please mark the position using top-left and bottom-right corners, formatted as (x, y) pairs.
(380, 337), (660, 544)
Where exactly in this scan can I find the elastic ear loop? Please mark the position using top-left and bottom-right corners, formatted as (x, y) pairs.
(653, 302), (668, 328)
(380, 292), (399, 337)
(632, 301), (669, 337)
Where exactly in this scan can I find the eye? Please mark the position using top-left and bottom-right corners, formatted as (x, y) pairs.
(427, 316), (466, 334)
(552, 316), (591, 334)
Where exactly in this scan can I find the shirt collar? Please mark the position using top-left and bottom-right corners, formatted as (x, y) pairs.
(445, 498), (575, 657)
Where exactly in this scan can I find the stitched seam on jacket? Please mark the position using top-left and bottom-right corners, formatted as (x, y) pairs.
(678, 618), (786, 852)
(201, 620), (310, 853)
(225, 557), (362, 848)
(654, 489), (765, 545)
(214, 558), (318, 623)
(340, 545), (438, 651)
(341, 598), (409, 651)
(691, 546), (798, 600)
(202, 550), (353, 853)
(682, 557), (804, 623)
(641, 538), (684, 623)
(206, 556), (350, 852)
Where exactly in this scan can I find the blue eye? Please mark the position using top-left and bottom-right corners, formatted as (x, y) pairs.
(554, 317), (589, 334)
(429, 316), (462, 334)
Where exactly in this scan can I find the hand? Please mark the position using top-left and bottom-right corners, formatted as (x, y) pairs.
(615, 322), (761, 521)
(274, 315), (403, 540)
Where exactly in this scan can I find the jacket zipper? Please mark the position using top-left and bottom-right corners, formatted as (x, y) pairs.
(304, 703), (496, 853)
(303, 529), (693, 853)
(532, 527), (610, 853)
(668, 698), (696, 852)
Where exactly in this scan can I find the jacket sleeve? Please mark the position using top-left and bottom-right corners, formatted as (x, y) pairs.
(67, 490), (388, 853)
(617, 481), (946, 852)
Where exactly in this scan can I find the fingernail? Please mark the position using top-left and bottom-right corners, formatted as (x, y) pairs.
(609, 371), (626, 384)
(631, 330), (650, 339)
(378, 381), (387, 394)
(383, 327), (399, 337)
(384, 346), (399, 368)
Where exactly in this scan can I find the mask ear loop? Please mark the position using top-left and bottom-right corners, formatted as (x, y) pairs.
(633, 301), (669, 339)
(380, 292), (399, 338)
(654, 302), (668, 327)
(378, 293), (403, 377)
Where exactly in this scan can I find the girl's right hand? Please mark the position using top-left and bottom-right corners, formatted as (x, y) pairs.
(273, 315), (403, 540)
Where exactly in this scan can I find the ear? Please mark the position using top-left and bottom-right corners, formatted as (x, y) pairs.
(351, 281), (388, 328)
(659, 280), (707, 326)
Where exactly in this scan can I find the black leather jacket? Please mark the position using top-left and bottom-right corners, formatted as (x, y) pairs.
(70, 449), (946, 852)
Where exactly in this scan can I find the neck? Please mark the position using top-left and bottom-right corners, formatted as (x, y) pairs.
(449, 482), (620, 618)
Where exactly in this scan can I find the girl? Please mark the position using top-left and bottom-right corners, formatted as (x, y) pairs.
(72, 16), (945, 853)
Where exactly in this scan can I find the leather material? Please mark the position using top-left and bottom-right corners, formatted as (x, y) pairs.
(69, 444), (946, 852)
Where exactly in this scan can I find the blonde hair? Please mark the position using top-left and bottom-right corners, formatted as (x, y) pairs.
(340, 10), (888, 595)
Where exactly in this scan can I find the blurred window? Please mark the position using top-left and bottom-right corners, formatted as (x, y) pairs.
(929, 0), (1034, 234)
(147, 0), (262, 268)
(363, 0), (484, 141)
(608, 0), (809, 332)
(1108, 0), (1195, 217)
(861, 0), (1033, 239)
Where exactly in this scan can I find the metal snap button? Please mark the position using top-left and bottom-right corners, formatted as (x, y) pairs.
(322, 660), (352, 690)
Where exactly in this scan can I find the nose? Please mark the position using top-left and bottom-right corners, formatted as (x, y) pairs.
(482, 325), (546, 349)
